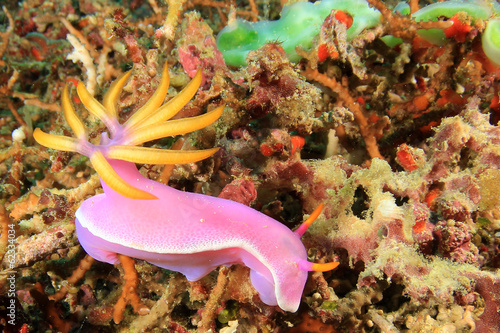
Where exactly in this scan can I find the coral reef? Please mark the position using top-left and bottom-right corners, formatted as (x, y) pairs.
(1, 0), (500, 332)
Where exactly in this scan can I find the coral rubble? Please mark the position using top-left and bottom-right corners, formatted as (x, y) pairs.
(1, 0), (500, 332)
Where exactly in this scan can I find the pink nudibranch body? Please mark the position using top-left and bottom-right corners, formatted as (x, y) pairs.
(34, 64), (338, 312)
(78, 159), (312, 311)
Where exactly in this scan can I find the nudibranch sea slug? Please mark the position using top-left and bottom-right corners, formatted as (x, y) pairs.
(34, 64), (338, 312)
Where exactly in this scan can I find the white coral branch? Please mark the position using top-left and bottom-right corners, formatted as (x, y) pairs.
(66, 34), (97, 96)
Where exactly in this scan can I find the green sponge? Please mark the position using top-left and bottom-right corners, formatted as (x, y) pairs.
(216, 0), (381, 67)
(216, 0), (500, 67)
(412, 0), (500, 65)
(412, 0), (494, 45)
(483, 18), (500, 65)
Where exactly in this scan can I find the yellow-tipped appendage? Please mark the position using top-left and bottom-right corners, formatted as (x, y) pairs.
(62, 85), (86, 139)
(77, 82), (120, 136)
(33, 64), (223, 200)
(33, 128), (80, 152)
(107, 146), (220, 165)
(122, 65), (171, 129)
(125, 69), (203, 130)
(102, 70), (133, 119)
(32, 84), (89, 153)
(89, 151), (157, 200)
(124, 104), (224, 146)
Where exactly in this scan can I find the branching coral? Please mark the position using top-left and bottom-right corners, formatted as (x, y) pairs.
(302, 67), (386, 160)
(154, 0), (187, 41)
(66, 34), (98, 96)
(366, 0), (453, 41)
(49, 254), (95, 302)
(0, 6), (13, 67)
(113, 254), (149, 324)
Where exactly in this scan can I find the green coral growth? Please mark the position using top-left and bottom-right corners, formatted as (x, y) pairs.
(216, 0), (500, 66)
(412, 0), (494, 45)
(216, 0), (380, 66)
(482, 18), (500, 65)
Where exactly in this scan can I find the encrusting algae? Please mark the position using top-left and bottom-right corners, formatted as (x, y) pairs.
(0, 0), (500, 332)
